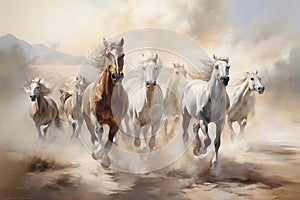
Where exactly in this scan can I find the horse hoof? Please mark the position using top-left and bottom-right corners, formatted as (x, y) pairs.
(199, 146), (207, 155)
(92, 151), (102, 160)
(193, 146), (200, 156)
(204, 138), (211, 148)
(134, 138), (141, 147)
(101, 154), (111, 168)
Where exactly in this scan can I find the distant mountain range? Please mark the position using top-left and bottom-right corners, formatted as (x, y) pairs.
(0, 34), (84, 65)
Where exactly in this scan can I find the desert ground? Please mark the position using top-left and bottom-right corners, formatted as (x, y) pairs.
(0, 64), (299, 200)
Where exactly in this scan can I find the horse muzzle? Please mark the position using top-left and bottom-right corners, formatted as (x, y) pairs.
(146, 81), (156, 91)
(220, 76), (230, 86)
(257, 86), (265, 94)
(30, 95), (36, 101)
(111, 72), (124, 84)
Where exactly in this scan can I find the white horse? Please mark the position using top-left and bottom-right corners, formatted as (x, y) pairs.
(181, 55), (230, 171)
(162, 63), (188, 140)
(227, 70), (265, 139)
(24, 78), (62, 139)
(122, 52), (164, 151)
(59, 75), (87, 138)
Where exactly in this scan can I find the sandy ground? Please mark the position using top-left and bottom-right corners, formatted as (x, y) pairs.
(0, 65), (299, 200)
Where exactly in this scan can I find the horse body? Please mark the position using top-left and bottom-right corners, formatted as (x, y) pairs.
(227, 70), (265, 138)
(25, 79), (61, 139)
(182, 55), (230, 171)
(122, 53), (164, 151)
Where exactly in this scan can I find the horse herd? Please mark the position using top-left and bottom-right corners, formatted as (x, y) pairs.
(24, 37), (265, 172)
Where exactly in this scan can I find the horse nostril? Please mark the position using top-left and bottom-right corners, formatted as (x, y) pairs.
(153, 81), (156, 86)
(111, 73), (117, 79)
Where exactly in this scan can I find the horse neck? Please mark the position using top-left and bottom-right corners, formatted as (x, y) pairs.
(102, 68), (115, 98)
(236, 78), (252, 101)
(208, 71), (226, 98)
(32, 95), (46, 115)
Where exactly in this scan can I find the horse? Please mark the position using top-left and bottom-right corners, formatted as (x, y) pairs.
(59, 75), (87, 138)
(24, 78), (62, 139)
(227, 70), (265, 139)
(59, 89), (72, 112)
(162, 63), (188, 140)
(121, 52), (164, 152)
(181, 55), (231, 171)
(81, 37), (127, 166)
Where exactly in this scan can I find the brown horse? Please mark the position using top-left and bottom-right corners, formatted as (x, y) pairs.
(24, 78), (62, 139)
(82, 41), (128, 167)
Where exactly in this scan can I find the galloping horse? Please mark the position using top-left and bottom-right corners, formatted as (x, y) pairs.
(227, 70), (265, 139)
(24, 78), (62, 139)
(122, 52), (164, 151)
(82, 38), (127, 166)
(59, 75), (87, 138)
(162, 63), (187, 140)
(181, 55), (230, 171)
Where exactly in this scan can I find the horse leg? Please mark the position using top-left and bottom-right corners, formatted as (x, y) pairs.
(163, 116), (169, 142)
(149, 122), (160, 151)
(91, 124), (104, 160)
(101, 123), (119, 168)
(199, 119), (211, 154)
(82, 112), (97, 146)
(75, 118), (83, 137)
(192, 123), (201, 156)
(227, 118), (236, 141)
(42, 121), (51, 139)
(36, 124), (44, 139)
(211, 119), (225, 172)
(238, 118), (247, 138)
(68, 114), (76, 138)
(134, 124), (142, 147)
(182, 107), (191, 143)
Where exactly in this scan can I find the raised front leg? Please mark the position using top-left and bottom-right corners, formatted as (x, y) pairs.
(182, 107), (191, 143)
(211, 119), (225, 172)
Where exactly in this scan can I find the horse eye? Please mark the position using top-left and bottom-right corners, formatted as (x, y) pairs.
(227, 65), (230, 69)
(250, 77), (254, 81)
(215, 65), (219, 69)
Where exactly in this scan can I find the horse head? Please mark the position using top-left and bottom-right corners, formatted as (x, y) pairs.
(248, 70), (265, 94)
(213, 54), (230, 86)
(24, 78), (51, 102)
(142, 52), (161, 92)
(104, 38), (125, 84)
(173, 62), (187, 77)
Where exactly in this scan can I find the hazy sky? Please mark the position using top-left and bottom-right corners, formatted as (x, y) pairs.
(0, 0), (299, 56)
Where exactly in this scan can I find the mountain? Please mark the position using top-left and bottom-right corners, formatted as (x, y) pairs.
(0, 34), (84, 65)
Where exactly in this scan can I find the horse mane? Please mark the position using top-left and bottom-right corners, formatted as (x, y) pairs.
(196, 56), (229, 81)
(86, 38), (123, 70)
(230, 70), (255, 86)
(32, 77), (52, 95)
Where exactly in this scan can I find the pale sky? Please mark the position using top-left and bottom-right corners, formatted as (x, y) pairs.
(1, 0), (299, 56)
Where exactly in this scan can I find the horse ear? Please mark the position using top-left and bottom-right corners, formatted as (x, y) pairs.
(59, 88), (64, 94)
(119, 38), (124, 46)
(155, 53), (159, 62)
(213, 54), (217, 60)
(103, 37), (108, 46)
(227, 56), (229, 62)
(173, 63), (177, 68)
(255, 69), (258, 74)
(37, 78), (41, 83)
